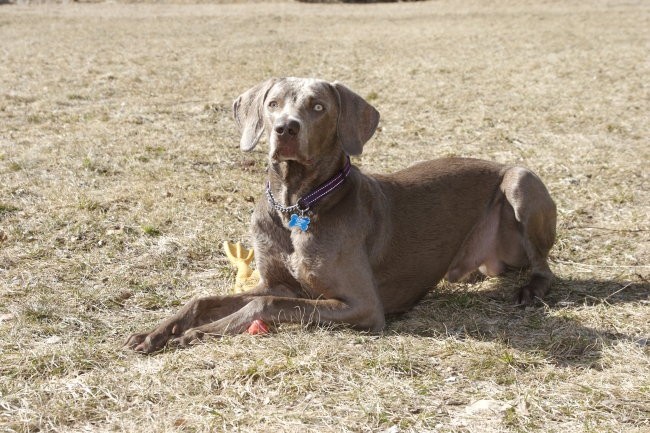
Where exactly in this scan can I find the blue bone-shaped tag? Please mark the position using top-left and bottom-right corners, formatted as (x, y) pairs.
(289, 213), (311, 231)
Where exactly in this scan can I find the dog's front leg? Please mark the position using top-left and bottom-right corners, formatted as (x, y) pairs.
(178, 262), (386, 345)
(125, 282), (300, 353)
(124, 294), (255, 353)
(177, 293), (386, 346)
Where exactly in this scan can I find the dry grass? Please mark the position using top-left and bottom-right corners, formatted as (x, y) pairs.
(1, 0), (649, 431)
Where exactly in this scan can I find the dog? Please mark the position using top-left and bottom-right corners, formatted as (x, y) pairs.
(125, 77), (556, 353)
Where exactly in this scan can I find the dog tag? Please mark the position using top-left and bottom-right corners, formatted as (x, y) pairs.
(289, 213), (310, 231)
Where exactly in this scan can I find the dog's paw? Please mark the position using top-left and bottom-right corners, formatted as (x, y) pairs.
(174, 328), (206, 347)
(124, 332), (148, 350)
(124, 321), (186, 353)
(515, 285), (542, 306)
(124, 331), (167, 354)
(515, 275), (551, 306)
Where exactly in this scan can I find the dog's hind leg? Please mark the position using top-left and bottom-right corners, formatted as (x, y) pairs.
(445, 201), (506, 283)
(499, 167), (557, 305)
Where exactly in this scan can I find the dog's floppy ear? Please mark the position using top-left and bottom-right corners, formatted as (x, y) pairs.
(331, 82), (380, 156)
(233, 78), (278, 151)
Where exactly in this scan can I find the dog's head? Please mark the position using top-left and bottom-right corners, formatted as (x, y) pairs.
(233, 78), (380, 165)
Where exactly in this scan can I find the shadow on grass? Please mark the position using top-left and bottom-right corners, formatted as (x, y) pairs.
(387, 275), (650, 367)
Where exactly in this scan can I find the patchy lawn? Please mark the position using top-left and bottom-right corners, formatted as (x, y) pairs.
(0, 1), (648, 431)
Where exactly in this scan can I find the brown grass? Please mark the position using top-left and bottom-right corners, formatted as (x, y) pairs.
(1, 0), (649, 431)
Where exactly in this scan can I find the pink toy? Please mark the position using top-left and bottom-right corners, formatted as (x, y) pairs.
(247, 319), (269, 335)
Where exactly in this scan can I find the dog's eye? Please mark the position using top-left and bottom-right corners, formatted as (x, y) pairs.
(313, 104), (324, 112)
(268, 101), (278, 109)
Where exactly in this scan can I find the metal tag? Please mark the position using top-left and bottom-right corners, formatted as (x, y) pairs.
(288, 213), (310, 231)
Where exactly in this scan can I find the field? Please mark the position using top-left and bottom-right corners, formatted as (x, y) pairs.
(1, 0), (649, 431)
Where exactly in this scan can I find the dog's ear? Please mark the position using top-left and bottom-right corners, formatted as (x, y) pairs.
(233, 78), (278, 151)
(331, 82), (380, 156)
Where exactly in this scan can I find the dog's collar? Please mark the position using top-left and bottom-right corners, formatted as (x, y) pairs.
(266, 156), (352, 231)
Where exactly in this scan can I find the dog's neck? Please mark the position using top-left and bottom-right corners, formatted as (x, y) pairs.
(268, 152), (349, 211)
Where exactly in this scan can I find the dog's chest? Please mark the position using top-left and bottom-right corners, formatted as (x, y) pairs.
(286, 251), (307, 282)
(284, 232), (329, 294)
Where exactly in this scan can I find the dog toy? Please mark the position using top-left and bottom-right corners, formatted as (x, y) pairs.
(246, 319), (270, 335)
(223, 242), (269, 335)
(223, 241), (260, 293)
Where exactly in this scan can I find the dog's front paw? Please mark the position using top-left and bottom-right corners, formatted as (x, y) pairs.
(124, 320), (186, 354)
(174, 328), (206, 347)
(124, 330), (170, 354)
(124, 332), (148, 351)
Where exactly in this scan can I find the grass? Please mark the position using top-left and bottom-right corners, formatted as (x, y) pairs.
(1, 0), (649, 432)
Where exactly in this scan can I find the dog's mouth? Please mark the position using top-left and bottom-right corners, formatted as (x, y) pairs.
(272, 150), (315, 166)
(277, 145), (298, 158)
(271, 139), (314, 165)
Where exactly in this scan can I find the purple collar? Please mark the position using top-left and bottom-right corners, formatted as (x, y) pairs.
(266, 156), (352, 230)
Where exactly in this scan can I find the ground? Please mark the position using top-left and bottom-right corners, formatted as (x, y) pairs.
(0, 0), (648, 432)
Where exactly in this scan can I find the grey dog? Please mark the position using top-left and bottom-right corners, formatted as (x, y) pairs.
(126, 77), (556, 353)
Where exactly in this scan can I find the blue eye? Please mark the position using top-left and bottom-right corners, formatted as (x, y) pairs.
(313, 104), (324, 112)
(268, 101), (278, 108)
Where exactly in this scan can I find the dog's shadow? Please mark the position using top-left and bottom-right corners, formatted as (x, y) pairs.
(387, 274), (649, 367)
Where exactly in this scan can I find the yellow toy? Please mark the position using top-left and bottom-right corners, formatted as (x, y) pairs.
(223, 242), (271, 335)
(223, 241), (260, 293)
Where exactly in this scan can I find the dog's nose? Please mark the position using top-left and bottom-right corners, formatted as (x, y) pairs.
(274, 119), (300, 136)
